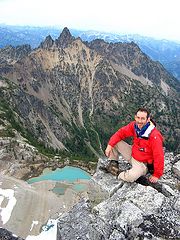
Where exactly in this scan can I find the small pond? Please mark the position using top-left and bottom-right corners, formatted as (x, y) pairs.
(27, 166), (91, 195)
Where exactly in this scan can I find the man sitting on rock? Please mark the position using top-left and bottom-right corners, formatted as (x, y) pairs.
(104, 107), (164, 183)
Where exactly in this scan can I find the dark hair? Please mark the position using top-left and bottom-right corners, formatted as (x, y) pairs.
(135, 108), (150, 119)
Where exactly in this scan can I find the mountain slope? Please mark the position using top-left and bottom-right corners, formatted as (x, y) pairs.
(0, 28), (179, 157)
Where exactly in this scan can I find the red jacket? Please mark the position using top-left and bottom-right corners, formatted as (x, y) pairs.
(108, 121), (164, 178)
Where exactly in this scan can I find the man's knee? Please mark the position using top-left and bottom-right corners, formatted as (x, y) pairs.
(118, 168), (147, 182)
(118, 171), (137, 183)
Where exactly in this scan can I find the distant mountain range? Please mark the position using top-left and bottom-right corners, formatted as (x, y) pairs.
(0, 24), (180, 81)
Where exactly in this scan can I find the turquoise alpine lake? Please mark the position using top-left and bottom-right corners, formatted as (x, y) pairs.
(27, 166), (91, 194)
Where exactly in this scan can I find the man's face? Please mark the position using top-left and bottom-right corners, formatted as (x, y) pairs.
(135, 111), (150, 129)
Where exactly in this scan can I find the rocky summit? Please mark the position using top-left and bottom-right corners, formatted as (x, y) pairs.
(57, 152), (180, 240)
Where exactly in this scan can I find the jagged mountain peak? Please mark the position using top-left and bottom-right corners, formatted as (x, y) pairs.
(39, 35), (54, 49)
(56, 27), (75, 48)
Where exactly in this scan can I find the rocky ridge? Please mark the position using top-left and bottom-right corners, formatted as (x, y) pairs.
(1, 25), (180, 82)
(57, 152), (180, 240)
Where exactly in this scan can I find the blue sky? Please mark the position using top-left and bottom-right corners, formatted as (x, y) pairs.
(0, 0), (179, 42)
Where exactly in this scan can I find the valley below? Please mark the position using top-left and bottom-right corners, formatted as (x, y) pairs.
(0, 133), (95, 239)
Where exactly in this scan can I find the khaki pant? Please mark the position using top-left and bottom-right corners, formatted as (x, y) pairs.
(109, 141), (148, 182)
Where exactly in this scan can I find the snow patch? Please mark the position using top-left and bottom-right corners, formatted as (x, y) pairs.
(26, 219), (57, 240)
(30, 221), (39, 231)
(0, 188), (17, 224)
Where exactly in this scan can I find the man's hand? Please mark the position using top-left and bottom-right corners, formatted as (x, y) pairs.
(105, 145), (113, 158)
(149, 175), (158, 183)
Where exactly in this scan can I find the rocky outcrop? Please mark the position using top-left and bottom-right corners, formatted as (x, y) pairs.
(57, 152), (180, 239)
(0, 134), (49, 179)
(0, 228), (24, 240)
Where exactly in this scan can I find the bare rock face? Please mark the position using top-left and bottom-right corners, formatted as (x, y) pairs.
(0, 135), (47, 179)
(0, 228), (24, 240)
(57, 152), (180, 240)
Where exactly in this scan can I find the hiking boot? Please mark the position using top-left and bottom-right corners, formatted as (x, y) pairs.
(107, 160), (120, 176)
(99, 160), (120, 176)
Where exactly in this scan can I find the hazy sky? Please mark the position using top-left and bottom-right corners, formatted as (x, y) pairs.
(0, 0), (179, 41)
